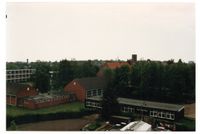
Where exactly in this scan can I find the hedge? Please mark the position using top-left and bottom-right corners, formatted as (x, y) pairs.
(7, 109), (97, 129)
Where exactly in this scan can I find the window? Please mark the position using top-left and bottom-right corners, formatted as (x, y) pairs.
(91, 102), (95, 107)
(161, 112), (166, 118)
(127, 106), (133, 113)
(158, 112), (161, 118)
(153, 111), (157, 117)
(86, 101), (91, 106)
(98, 89), (102, 96)
(150, 111), (153, 117)
(170, 114), (175, 120)
(123, 106), (128, 112)
(87, 91), (91, 97)
(130, 107), (135, 113)
(93, 90), (97, 96)
(95, 102), (100, 107)
(166, 113), (170, 119)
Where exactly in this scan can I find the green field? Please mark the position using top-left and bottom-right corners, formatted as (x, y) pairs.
(7, 102), (85, 117)
(176, 117), (195, 131)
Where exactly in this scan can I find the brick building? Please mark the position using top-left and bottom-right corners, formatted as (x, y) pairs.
(6, 83), (38, 106)
(64, 77), (107, 102)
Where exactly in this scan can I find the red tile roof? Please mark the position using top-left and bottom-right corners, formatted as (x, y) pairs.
(104, 62), (130, 69)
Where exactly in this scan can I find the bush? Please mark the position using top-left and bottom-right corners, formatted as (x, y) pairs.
(87, 122), (101, 131)
(9, 120), (17, 130)
(7, 109), (96, 129)
(176, 118), (195, 131)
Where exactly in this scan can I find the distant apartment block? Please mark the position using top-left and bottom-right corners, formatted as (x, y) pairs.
(6, 69), (36, 83)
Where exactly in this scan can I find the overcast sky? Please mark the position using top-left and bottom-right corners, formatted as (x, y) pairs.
(6, 2), (195, 62)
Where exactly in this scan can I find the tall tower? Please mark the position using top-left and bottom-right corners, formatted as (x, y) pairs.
(132, 54), (137, 64)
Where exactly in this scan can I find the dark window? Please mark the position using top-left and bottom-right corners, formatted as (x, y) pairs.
(93, 90), (97, 96)
(87, 91), (91, 97)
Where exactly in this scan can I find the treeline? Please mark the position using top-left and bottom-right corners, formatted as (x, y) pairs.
(33, 60), (99, 93)
(7, 60), (99, 93)
(7, 59), (195, 103)
(104, 59), (195, 104)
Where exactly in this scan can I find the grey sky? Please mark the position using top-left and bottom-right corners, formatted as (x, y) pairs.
(6, 3), (195, 62)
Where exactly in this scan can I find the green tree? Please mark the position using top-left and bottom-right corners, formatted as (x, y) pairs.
(57, 59), (74, 88)
(103, 68), (114, 82)
(129, 59), (195, 103)
(113, 65), (130, 97)
(33, 63), (50, 93)
(74, 60), (99, 78)
(101, 82), (121, 120)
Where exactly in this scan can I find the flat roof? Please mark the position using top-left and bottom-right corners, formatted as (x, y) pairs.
(111, 115), (131, 120)
(118, 98), (184, 112)
(86, 97), (184, 112)
(86, 96), (102, 101)
(120, 121), (151, 131)
(24, 93), (69, 103)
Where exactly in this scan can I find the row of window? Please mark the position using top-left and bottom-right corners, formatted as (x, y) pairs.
(7, 73), (32, 76)
(87, 89), (103, 97)
(7, 69), (35, 74)
(121, 106), (175, 120)
(7, 79), (29, 82)
(121, 106), (148, 113)
(86, 101), (101, 108)
(7, 75), (31, 79)
(150, 111), (175, 120)
(121, 106), (135, 113)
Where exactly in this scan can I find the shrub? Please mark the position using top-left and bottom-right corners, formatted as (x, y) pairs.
(7, 109), (96, 129)
(9, 120), (17, 130)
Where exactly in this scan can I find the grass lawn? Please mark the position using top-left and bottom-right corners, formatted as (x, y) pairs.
(7, 102), (85, 117)
(86, 122), (102, 131)
(176, 117), (195, 131)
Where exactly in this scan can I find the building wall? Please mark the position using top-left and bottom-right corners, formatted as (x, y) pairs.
(64, 80), (86, 102)
(17, 86), (38, 98)
(6, 69), (36, 83)
(86, 89), (103, 98)
(85, 99), (102, 109)
(23, 96), (68, 109)
(85, 99), (184, 121)
(6, 95), (17, 106)
(23, 99), (36, 109)
(7, 85), (38, 106)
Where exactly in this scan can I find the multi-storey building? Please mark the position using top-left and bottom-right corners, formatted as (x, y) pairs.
(6, 69), (36, 83)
